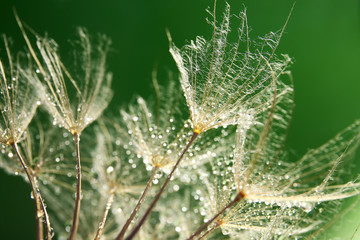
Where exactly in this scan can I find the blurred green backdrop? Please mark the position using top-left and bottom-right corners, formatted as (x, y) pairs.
(0, 0), (359, 239)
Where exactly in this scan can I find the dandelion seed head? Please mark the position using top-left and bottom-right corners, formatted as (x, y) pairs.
(169, 4), (292, 135)
(0, 3), (358, 240)
(0, 36), (39, 146)
(22, 27), (113, 135)
(119, 76), (197, 172)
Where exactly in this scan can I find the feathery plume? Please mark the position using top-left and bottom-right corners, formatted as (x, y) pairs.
(119, 74), (192, 172)
(168, 2), (291, 134)
(15, 13), (113, 239)
(0, 35), (54, 239)
(190, 84), (360, 238)
(125, 3), (293, 238)
(91, 119), (152, 239)
(18, 25), (113, 135)
(0, 35), (38, 145)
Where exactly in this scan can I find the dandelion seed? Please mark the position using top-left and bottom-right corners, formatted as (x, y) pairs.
(119, 74), (234, 176)
(193, 87), (360, 239)
(19, 27), (113, 135)
(0, 35), (38, 146)
(238, 119), (360, 208)
(92, 120), (153, 239)
(118, 73), (192, 172)
(15, 16), (114, 239)
(0, 35), (56, 238)
(0, 2), (358, 240)
(168, 2), (291, 134)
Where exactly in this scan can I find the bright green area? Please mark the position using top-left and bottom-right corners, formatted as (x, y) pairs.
(0, 0), (359, 239)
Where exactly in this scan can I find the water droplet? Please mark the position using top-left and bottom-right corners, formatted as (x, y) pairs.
(300, 202), (314, 213)
(106, 166), (114, 174)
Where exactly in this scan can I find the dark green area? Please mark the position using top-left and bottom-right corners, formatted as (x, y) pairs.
(0, 0), (359, 239)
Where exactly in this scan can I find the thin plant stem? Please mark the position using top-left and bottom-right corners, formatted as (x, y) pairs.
(116, 166), (159, 240)
(38, 184), (53, 239)
(198, 222), (220, 240)
(35, 193), (44, 240)
(125, 132), (199, 240)
(68, 133), (82, 240)
(187, 191), (245, 240)
(94, 190), (115, 240)
(351, 222), (360, 240)
(11, 142), (53, 240)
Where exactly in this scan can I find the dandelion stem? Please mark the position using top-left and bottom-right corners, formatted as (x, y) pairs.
(116, 166), (159, 240)
(187, 191), (245, 240)
(351, 222), (360, 240)
(197, 222), (219, 240)
(11, 142), (53, 240)
(94, 190), (115, 240)
(35, 193), (44, 240)
(125, 132), (199, 240)
(68, 133), (81, 240)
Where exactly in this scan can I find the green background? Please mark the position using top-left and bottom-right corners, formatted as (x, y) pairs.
(0, 0), (359, 239)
